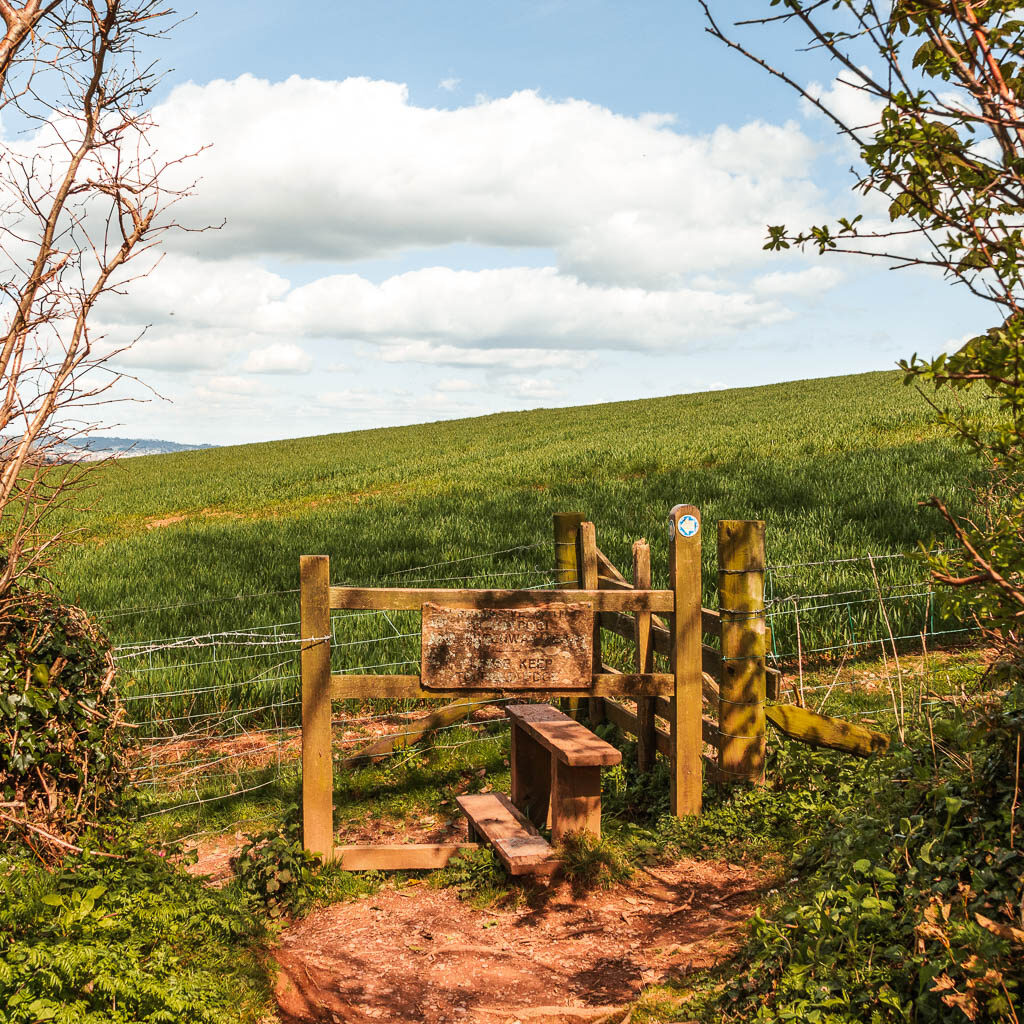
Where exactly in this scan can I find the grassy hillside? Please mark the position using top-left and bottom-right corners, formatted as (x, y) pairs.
(53, 369), (988, 643)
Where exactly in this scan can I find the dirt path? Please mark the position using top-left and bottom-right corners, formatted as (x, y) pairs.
(273, 858), (765, 1024)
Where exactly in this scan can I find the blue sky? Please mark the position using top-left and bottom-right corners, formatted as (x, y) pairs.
(92, 1), (989, 445)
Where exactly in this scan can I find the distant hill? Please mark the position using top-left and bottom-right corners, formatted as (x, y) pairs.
(65, 436), (217, 459)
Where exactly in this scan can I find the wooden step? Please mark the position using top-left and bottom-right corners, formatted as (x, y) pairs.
(456, 792), (556, 875)
(506, 704), (622, 767)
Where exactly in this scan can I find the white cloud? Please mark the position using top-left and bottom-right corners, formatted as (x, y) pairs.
(436, 377), (475, 391)
(505, 377), (565, 401)
(265, 266), (787, 350)
(803, 68), (884, 136)
(438, 76), (461, 92)
(752, 265), (843, 296)
(153, 75), (828, 288)
(99, 256), (791, 376)
(242, 342), (312, 374)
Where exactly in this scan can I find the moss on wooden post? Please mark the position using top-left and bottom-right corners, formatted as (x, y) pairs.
(553, 512), (586, 588)
(717, 521), (767, 784)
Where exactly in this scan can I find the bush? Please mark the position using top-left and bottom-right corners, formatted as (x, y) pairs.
(702, 707), (1024, 1023)
(0, 589), (127, 836)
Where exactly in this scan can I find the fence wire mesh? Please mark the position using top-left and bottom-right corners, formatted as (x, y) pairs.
(107, 539), (972, 818)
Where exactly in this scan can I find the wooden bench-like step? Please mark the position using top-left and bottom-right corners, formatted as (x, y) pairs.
(456, 792), (557, 876)
(506, 704), (622, 767)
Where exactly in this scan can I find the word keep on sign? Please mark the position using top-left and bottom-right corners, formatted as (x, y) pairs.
(420, 602), (594, 690)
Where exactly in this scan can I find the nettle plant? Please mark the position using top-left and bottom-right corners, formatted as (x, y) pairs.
(703, 0), (1024, 682)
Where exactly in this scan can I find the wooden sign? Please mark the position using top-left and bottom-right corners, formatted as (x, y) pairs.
(421, 602), (594, 690)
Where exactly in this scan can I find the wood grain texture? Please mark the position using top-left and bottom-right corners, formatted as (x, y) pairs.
(553, 512), (586, 588)
(421, 603), (593, 691)
(330, 673), (676, 701)
(669, 504), (703, 817)
(718, 520), (767, 783)
(577, 522), (605, 725)
(551, 760), (602, 842)
(457, 792), (555, 874)
(329, 586), (674, 613)
(301, 555), (334, 860)
(334, 844), (480, 871)
(632, 540), (656, 773)
(511, 726), (552, 828)
(505, 704), (622, 767)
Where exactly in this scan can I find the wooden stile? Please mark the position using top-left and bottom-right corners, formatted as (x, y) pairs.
(668, 505), (703, 817)
(717, 521), (767, 783)
(633, 540), (656, 772)
(300, 503), (737, 865)
(301, 555), (334, 860)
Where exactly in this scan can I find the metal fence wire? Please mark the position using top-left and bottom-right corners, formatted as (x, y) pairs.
(110, 543), (971, 817)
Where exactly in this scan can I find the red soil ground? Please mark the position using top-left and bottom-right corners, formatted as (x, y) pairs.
(272, 858), (766, 1024)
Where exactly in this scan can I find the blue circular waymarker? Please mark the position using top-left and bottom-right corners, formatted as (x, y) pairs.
(677, 514), (700, 538)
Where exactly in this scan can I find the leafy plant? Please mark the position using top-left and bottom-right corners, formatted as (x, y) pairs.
(0, 588), (127, 837)
(431, 847), (509, 903)
(703, 0), (1024, 687)
(0, 824), (271, 1023)
(232, 806), (320, 917)
(657, 704), (1024, 1023)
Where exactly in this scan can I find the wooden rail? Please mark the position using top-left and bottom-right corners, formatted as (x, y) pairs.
(329, 586), (674, 613)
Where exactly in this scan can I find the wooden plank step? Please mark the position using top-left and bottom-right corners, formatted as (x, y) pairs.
(505, 704), (622, 767)
(334, 843), (479, 871)
(456, 792), (556, 875)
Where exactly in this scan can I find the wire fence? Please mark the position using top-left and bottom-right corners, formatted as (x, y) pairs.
(110, 540), (974, 817)
(112, 542), (554, 817)
(763, 549), (970, 664)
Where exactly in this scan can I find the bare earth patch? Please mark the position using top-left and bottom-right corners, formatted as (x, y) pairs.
(273, 858), (765, 1024)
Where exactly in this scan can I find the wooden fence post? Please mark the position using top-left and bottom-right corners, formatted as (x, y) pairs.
(553, 512), (585, 720)
(577, 521), (605, 726)
(301, 554), (334, 860)
(668, 505), (703, 817)
(553, 512), (586, 588)
(717, 521), (767, 784)
(633, 539), (656, 773)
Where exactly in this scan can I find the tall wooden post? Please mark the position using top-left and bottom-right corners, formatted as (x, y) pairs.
(633, 539), (656, 773)
(553, 512), (586, 587)
(577, 521), (605, 725)
(717, 521), (767, 784)
(301, 555), (334, 860)
(668, 505), (703, 817)
(553, 512), (585, 720)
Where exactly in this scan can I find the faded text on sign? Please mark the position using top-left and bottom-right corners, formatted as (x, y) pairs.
(421, 603), (594, 690)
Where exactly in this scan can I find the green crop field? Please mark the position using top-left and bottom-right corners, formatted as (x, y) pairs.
(44, 367), (996, 785)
